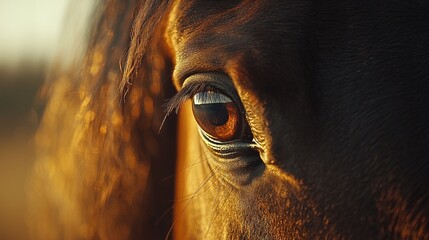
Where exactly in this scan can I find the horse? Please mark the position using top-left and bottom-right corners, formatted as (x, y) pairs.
(28, 0), (429, 239)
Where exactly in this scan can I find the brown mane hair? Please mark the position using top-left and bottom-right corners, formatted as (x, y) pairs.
(28, 1), (175, 239)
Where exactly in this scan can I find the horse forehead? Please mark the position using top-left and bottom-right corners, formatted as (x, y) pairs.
(167, 0), (262, 56)
(167, 0), (304, 49)
(166, 0), (302, 90)
(168, 0), (264, 33)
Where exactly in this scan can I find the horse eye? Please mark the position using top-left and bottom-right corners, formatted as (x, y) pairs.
(192, 91), (242, 142)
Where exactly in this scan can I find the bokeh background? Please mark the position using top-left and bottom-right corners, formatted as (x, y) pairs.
(0, 1), (94, 238)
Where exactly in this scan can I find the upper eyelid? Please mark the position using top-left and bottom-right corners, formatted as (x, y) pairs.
(164, 72), (246, 117)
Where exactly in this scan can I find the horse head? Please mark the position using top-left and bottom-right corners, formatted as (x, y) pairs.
(30, 0), (429, 239)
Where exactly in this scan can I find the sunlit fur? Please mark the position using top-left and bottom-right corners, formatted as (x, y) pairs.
(29, 1), (176, 239)
(29, 0), (429, 239)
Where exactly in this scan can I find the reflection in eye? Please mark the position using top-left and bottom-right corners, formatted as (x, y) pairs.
(192, 91), (241, 141)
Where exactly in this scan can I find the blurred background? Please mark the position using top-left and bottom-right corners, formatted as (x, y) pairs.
(0, 1), (94, 238)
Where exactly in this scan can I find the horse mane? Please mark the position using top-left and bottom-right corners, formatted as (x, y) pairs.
(28, 0), (175, 239)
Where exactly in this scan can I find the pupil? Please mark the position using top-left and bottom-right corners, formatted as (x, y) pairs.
(193, 103), (229, 126)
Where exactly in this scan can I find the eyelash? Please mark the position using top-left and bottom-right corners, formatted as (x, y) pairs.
(164, 82), (230, 117)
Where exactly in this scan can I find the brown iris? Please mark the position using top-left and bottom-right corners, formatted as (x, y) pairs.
(192, 91), (240, 141)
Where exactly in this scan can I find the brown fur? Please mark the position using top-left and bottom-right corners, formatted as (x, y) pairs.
(28, 1), (176, 239)
(29, 0), (429, 239)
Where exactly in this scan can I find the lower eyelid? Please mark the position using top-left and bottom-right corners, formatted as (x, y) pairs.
(198, 128), (260, 156)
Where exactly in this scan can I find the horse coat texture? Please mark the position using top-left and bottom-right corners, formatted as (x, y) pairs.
(29, 0), (429, 239)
